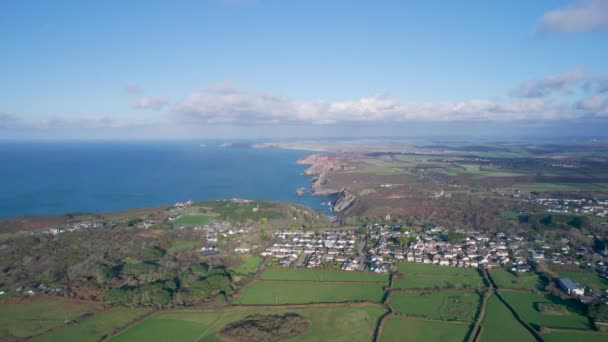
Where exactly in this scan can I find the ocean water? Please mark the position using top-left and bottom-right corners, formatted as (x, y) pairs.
(0, 141), (329, 219)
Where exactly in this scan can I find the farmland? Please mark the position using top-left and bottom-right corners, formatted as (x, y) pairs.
(393, 263), (485, 290)
(172, 214), (213, 225)
(389, 291), (481, 322)
(231, 256), (263, 276)
(490, 269), (543, 291)
(479, 295), (536, 342)
(259, 268), (389, 283)
(112, 305), (386, 342)
(37, 308), (149, 342)
(380, 316), (471, 342)
(234, 281), (385, 305)
(0, 298), (101, 340)
(501, 291), (592, 330)
(543, 331), (608, 342)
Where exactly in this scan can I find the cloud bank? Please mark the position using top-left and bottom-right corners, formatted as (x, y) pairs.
(537, 0), (608, 34)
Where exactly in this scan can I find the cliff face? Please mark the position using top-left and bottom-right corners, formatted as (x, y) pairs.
(332, 187), (356, 213)
(297, 154), (341, 195)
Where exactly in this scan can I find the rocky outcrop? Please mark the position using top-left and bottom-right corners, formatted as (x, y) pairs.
(332, 188), (356, 213)
(298, 154), (341, 195)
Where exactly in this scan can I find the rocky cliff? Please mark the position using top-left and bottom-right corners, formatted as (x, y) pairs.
(332, 187), (356, 213)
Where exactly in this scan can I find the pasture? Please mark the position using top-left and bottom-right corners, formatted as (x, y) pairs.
(490, 269), (542, 290)
(0, 298), (101, 339)
(231, 256), (263, 276)
(389, 291), (481, 322)
(234, 281), (385, 305)
(172, 214), (213, 225)
(112, 305), (386, 342)
(38, 308), (149, 342)
(479, 295), (535, 342)
(501, 291), (592, 330)
(260, 268), (389, 283)
(394, 262), (485, 289)
(380, 316), (471, 342)
(543, 331), (608, 342)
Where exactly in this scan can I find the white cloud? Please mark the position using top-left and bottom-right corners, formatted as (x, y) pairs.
(133, 96), (170, 110)
(537, 0), (608, 33)
(510, 68), (587, 98)
(173, 80), (608, 125)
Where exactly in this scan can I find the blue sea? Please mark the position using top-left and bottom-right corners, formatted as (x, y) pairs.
(0, 141), (329, 219)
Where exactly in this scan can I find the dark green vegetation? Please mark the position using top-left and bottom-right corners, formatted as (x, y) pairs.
(219, 313), (309, 342)
(389, 291), (481, 322)
(112, 305), (386, 342)
(0, 200), (329, 308)
(380, 316), (470, 342)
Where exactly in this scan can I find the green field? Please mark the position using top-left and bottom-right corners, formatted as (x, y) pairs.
(112, 305), (386, 342)
(172, 214), (213, 225)
(380, 316), (471, 342)
(397, 262), (481, 277)
(501, 291), (591, 330)
(479, 295), (535, 342)
(394, 263), (485, 290)
(490, 269), (542, 290)
(557, 270), (608, 291)
(234, 281), (385, 305)
(231, 256), (263, 276)
(38, 308), (149, 342)
(543, 331), (608, 342)
(168, 241), (199, 253)
(389, 291), (481, 322)
(260, 268), (389, 283)
(514, 183), (607, 192)
(0, 299), (100, 339)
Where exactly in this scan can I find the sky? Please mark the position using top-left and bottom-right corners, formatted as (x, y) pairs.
(1, 0), (608, 140)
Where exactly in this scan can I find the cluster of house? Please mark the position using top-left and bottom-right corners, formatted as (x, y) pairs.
(529, 197), (608, 217)
(197, 221), (253, 256)
(260, 230), (359, 268)
(42, 221), (107, 235)
(365, 224), (530, 273)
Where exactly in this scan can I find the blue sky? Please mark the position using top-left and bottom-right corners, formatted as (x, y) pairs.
(1, 0), (608, 139)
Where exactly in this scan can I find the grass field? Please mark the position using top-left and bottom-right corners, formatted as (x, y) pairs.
(479, 295), (535, 342)
(490, 269), (543, 290)
(514, 183), (607, 192)
(380, 316), (471, 342)
(543, 331), (608, 342)
(397, 262), (481, 277)
(501, 291), (592, 330)
(394, 262), (485, 290)
(231, 256), (263, 276)
(168, 241), (199, 253)
(0, 298), (100, 339)
(234, 281), (385, 305)
(389, 291), (481, 322)
(38, 308), (149, 342)
(556, 270), (608, 291)
(172, 214), (213, 225)
(260, 268), (389, 283)
(112, 305), (386, 342)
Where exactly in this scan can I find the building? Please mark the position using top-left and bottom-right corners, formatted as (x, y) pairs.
(557, 277), (584, 296)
